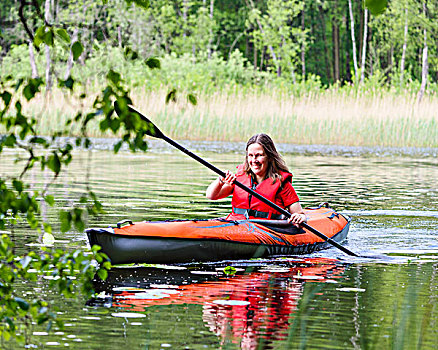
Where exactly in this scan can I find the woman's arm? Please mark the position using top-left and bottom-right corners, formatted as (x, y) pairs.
(206, 170), (235, 200)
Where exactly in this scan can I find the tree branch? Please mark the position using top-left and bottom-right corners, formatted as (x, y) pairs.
(18, 0), (36, 43)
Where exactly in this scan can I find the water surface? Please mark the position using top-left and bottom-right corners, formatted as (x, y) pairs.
(1, 140), (437, 349)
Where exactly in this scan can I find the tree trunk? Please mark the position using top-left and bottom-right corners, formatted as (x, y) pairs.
(290, 64), (296, 84)
(360, 9), (368, 84)
(388, 45), (394, 83)
(245, 0), (278, 67)
(64, 28), (78, 80)
(208, 0), (214, 59)
(400, 7), (408, 87)
(45, 45), (52, 91)
(28, 41), (39, 78)
(117, 26), (122, 47)
(182, 0), (188, 38)
(417, 2), (428, 103)
(301, 7), (305, 77)
(229, 33), (244, 59)
(318, 5), (332, 82)
(348, 0), (358, 82)
(332, 21), (340, 82)
(277, 36), (283, 77)
(253, 43), (257, 70)
(345, 43), (351, 82)
(44, 0), (53, 91)
(260, 46), (266, 71)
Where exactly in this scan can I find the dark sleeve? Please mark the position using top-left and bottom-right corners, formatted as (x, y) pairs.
(278, 182), (299, 208)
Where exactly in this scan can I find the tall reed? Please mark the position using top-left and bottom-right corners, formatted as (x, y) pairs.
(18, 87), (438, 148)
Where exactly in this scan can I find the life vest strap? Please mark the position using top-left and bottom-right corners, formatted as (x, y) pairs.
(233, 207), (284, 220)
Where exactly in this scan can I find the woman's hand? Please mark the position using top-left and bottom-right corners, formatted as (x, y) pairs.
(287, 202), (307, 226)
(287, 212), (307, 226)
(219, 170), (236, 186)
(206, 170), (235, 200)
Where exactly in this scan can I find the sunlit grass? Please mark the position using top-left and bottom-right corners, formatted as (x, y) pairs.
(17, 87), (438, 148)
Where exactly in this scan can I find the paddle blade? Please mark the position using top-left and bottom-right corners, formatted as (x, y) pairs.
(114, 101), (164, 139)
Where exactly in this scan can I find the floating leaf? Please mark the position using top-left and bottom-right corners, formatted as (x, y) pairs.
(223, 266), (237, 275)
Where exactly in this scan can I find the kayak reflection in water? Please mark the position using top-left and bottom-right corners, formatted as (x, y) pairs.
(88, 259), (345, 349)
(206, 133), (307, 226)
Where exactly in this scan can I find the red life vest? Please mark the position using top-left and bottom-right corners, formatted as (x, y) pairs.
(226, 164), (293, 220)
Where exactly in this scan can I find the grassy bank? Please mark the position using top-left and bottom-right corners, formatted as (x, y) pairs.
(20, 87), (438, 148)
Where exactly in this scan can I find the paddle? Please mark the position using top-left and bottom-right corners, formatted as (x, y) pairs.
(114, 101), (359, 257)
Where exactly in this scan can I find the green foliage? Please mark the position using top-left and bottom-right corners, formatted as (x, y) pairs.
(0, 234), (110, 344)
(0, 0), (160, 345)
(247, 0), (305, 75)
(1, 0), (437, 90)
(78, 48), (265, 94)
(365, 0), (388, 15)
(33, 26), (55, 47)
(71, 41), (84, 61)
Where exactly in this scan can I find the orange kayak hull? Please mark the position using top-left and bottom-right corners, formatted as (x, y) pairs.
(86, 207), (350, 264)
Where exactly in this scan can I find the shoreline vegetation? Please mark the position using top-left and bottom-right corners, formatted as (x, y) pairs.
(1, 0), (437, 150)
(20, 87), (437, 148)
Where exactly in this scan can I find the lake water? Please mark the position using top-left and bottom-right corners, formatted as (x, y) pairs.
(2, 139), (438, 349)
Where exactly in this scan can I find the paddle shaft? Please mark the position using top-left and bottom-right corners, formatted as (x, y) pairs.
(162, 135), (358, 257)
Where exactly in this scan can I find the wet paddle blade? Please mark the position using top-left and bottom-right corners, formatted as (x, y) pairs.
(114, 101), (165, 139)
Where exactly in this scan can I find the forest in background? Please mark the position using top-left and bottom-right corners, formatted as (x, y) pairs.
(0, 0), (437, 148)
(1, 0), (437, 98)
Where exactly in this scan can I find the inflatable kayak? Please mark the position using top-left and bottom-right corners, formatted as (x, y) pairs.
(86, 205), (350, 264)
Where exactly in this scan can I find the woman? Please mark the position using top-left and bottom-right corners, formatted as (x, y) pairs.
(206, 133), (307, 226)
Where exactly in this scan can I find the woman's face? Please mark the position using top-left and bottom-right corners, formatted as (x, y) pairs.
(247, 143), (268, 180)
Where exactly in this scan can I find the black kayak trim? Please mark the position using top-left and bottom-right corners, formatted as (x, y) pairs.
(86, 220), (350, 265)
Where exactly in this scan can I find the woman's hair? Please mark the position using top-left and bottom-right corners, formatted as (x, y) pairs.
(243, 133), (289, 183)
